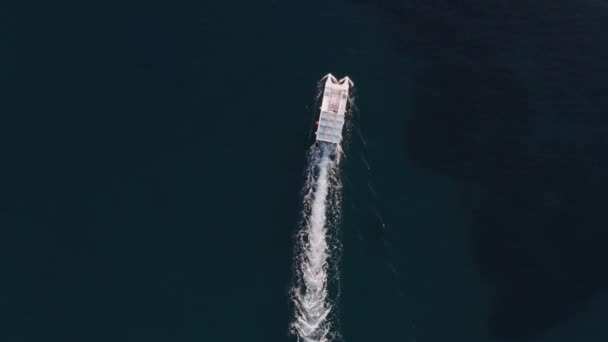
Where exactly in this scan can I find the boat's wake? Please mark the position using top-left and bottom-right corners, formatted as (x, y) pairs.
(291, 142), (343, 342)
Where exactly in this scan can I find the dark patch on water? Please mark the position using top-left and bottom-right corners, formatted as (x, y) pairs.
(356, 0), (608, 339)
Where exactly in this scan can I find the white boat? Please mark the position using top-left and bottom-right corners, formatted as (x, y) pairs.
(315, 74), (353, 144)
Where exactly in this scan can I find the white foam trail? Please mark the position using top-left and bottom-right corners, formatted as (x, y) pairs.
(292, 142), (342, 342)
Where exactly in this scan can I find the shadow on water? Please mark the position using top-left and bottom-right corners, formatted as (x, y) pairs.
(354, 0), (608, 340)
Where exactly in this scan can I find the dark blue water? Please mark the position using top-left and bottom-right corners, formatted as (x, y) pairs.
(2, 0), (608, 341)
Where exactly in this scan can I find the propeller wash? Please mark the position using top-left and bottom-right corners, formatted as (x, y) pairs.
(291, 74), (353, 342)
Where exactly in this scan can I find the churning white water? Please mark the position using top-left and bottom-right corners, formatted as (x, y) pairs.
(291, 141), (344, 342)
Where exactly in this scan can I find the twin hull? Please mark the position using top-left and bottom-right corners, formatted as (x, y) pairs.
(315, 74), (352, 145)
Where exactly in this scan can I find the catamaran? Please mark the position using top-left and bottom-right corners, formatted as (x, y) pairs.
(315, 74), (353, 145)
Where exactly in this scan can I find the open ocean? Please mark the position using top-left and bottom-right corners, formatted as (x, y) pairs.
(3, 0), (608, 341)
